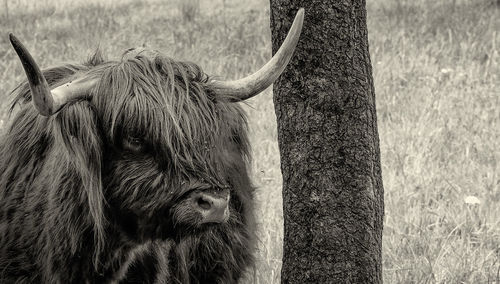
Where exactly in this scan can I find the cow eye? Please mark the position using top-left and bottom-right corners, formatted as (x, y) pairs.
(123, 135), (145, 152)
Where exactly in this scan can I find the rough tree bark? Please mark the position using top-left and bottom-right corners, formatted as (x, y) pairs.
(270, 1), (384, 283)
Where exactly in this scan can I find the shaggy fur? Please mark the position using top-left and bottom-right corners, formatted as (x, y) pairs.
(0, 48), (255, 283)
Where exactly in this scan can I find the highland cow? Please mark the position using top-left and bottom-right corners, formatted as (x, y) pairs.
(0, 9), (303, 284)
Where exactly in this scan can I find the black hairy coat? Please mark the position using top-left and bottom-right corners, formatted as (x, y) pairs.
(0, 48), (255, 283)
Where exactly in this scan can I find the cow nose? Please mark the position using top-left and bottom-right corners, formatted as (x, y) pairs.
(193, 191), (229, 224)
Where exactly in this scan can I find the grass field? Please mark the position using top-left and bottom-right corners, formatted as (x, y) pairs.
(1, 0), (499, 283)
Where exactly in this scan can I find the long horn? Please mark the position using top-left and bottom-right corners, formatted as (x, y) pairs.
(208, 8), (304, 102)
(9, 34), (95, 116)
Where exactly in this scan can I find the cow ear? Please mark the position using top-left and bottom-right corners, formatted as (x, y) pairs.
(54, 101), (106, 262)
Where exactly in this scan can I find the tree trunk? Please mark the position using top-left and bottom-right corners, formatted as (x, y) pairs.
(270, 1), (384, 283)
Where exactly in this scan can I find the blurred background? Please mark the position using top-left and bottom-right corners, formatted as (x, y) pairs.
(0, 0), (498, 282)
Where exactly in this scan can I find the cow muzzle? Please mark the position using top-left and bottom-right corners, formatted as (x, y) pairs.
(191, 189), (230, 224)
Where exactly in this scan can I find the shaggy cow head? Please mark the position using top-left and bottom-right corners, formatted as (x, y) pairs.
(8, 10), (303, 254)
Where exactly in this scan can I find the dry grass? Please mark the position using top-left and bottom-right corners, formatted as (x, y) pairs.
(0, 0), (499, 283)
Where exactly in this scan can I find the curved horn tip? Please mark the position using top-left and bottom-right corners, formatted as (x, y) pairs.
(8, 33), (16, 43)
(209, 8), (305, 102)
(297, 8), (305, 18)
(9, 33), (23, 52)
(8, 33), (27, 54)
(8, 33), (18, 44)
(9, 33), (57, 116)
